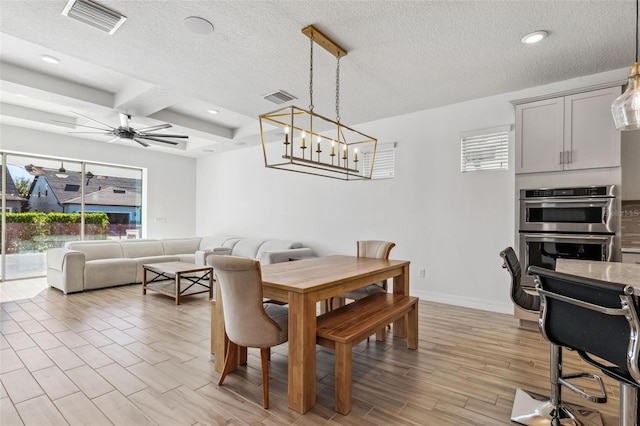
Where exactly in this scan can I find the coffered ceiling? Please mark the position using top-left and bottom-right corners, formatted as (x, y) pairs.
(0, 1), (635, 157)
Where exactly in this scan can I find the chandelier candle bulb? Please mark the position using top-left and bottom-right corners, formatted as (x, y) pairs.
(354, 148), (358, 163)
(301, 132), (306, 149)
(284, 127), (290, 144)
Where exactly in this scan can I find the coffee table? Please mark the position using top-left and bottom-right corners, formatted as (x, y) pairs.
(142, 261), (213, 305)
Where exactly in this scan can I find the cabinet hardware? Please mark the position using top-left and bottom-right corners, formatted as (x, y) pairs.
(559, 151), (564, 164)
(566, 150), (572, 164)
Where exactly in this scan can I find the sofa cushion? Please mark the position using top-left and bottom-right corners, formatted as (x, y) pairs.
(133, 255), (181, 283)
(256, 240), (303, 261)
(65, 242), (123, 261)
(231, 239), (266, 259)
(120, 240), (164, 258)
(162, 238), (201, 255)
(199, 236), (238, 251)
(84, 259), (137, 289)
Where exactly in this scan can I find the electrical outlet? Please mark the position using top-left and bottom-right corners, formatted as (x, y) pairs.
(418, 268), (426, 278)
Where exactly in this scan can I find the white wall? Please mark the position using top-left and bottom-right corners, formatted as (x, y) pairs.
(196, 68), (629, 314)
(0, 125), (197, 238)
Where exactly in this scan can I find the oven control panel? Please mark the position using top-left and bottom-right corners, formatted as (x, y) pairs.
(522, 185), (615, 199)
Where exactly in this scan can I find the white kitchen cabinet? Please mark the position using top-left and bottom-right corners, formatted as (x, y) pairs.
(622, 251), (640, 264)
(515, 87), (621, 174)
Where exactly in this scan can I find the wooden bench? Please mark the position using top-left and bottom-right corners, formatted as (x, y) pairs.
(316, 292), (419, 414)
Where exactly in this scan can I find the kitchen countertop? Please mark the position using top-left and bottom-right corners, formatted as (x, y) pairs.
(556, 259), (640, 293)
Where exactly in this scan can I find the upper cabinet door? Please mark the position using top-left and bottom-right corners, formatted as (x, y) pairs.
(564, 87), (621, 171)
(515, 97), (565, 173)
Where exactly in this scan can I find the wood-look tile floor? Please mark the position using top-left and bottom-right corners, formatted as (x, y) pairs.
(0, 278), (621, 425)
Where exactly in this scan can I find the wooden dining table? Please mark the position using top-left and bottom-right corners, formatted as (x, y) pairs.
(211, 255), (411, 414)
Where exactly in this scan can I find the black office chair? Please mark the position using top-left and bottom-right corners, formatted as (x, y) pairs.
(500, 248), (607, 426)
(530, 266), (640, 426)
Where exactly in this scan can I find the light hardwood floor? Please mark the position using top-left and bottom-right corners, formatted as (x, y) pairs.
(1, 278), (621, 425)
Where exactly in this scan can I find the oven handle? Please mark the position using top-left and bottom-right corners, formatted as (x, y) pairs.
(522, 199), (611, 207)
(521, 233), (613, 243)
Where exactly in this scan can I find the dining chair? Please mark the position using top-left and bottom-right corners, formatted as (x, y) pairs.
(210, 255), (289, 409)
(500, 248), (607, 426)
(530, 266), (640, 426)
(327, 240), (396, 312)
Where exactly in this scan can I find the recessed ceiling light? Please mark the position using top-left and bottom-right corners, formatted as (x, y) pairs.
(207, 108), (219, 115)
(184, 16), (214, 35)
(521, 31), (548, 44)
(40, 54), (61, 64)
(203, 149), (215, 153)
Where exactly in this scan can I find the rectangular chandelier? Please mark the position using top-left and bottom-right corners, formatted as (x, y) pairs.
(260, 25), (377, 181)
(260, 106), (377, 180)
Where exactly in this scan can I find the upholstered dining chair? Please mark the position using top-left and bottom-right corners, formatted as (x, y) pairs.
(499, 248), (607, 426)
(530, 266), (640, 426)
(327, 240), (396, 311)
(210, 255), (289, 409)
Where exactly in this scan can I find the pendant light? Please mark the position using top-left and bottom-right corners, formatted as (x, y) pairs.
(259, 25), (377, 180)
(611, 0), (640, 131)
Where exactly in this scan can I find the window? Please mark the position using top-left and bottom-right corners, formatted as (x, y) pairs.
(460, 126), (510, 172)
(363, 142), (396, 179)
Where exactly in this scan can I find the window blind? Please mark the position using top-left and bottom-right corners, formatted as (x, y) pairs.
(460, 126), (510, 172)
(363, 143), (395, 179)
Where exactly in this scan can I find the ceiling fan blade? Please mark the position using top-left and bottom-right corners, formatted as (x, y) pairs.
(68, 132), (114, 135)
(71, 111), (116, 129)
(107, 136), (121, 143)
(139, 136), (179, 145)
(140, 133), (188, 138)
(133, 138), (150, 147)
(136, 123), (172, 132)
(119, 113), (131, 129)
(51, 120), (111, 131)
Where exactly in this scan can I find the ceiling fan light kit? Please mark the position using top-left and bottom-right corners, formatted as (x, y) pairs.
(611, 0), (640, 131)
(259, 25), (377, 180)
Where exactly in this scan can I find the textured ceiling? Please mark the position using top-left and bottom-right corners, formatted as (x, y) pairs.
(0, 0), (635, 157)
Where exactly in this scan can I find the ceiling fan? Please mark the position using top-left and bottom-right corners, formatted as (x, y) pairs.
(54, 111), (188, 147)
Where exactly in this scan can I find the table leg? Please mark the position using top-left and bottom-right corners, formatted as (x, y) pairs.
(208, 269), (213, 300)
(176, 273), (181, 305)
(288, 292), (317, 413)
(392, 263), (410, 337)
(142, 268), (147, 295)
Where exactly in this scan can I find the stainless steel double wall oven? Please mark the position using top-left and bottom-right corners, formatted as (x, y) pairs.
(519, 185), (619, 288)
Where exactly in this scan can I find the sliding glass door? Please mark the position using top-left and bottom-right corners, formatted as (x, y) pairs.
(1, 153), (143, 280)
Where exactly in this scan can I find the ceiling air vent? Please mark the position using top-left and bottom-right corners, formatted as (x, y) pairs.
(62, 0), (127, 35)
(263, 90), (297, 105)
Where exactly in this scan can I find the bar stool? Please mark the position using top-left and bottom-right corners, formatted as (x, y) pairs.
(530, 266), (640, 426)
(500, 248), (607, 426)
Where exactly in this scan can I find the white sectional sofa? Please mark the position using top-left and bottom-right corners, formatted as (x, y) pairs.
(46, 235), (312, 294)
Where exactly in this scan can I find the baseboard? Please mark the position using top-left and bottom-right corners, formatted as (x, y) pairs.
(412, 289), (513, 315)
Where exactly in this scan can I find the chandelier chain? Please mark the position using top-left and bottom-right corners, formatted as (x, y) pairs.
(335, 55), (341, 122)
(309, 32), (314, 112)
(636, 0), (638, 63)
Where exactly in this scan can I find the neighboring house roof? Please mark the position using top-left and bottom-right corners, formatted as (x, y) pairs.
(1, 166), (27, 202)
(63, 186), (141, 207)
(30, 169), (141, 207)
